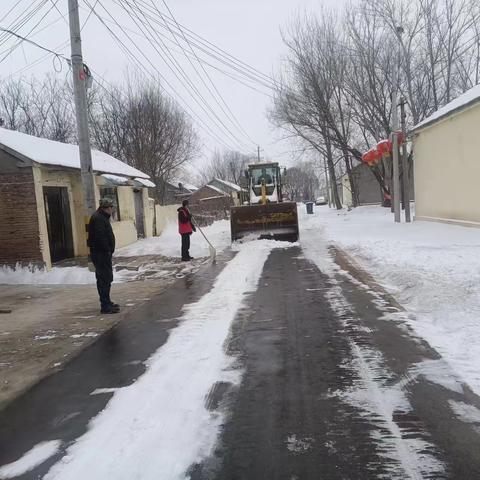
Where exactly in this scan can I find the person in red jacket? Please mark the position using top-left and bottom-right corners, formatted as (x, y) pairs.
(178, 199), (196, 261)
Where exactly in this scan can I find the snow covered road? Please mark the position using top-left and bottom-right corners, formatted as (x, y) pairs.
(3, 207), (480, 479)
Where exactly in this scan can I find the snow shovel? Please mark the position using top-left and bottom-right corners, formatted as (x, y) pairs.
(192, 216), (217, 264)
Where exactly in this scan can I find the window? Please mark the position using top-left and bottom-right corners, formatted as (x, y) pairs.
(99, 187), (120, 221)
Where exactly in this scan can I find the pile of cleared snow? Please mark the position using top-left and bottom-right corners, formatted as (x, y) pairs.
(0, 264), (134, 285)
(300, 205), (480, 396)
(117, 220), (231, 258)
(43, 240), (293, 480)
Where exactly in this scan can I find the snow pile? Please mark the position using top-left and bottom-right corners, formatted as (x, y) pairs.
(44, 240), (293, 480)
(0, 264), (135, 285)
(301, 205), (480, 396)
(116, 220), (231, 258)
(0, 441), (61, 479)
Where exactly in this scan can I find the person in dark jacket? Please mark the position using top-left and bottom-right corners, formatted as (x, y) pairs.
(178, 199), (196, 261)
(87, 198), (119, 314)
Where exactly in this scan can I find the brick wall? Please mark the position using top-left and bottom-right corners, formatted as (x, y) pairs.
(189, 185), (233, 225)
(0, 169), (43, 266)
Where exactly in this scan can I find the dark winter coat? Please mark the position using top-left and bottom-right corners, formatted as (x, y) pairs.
(87, 209), (116, 254)
(177, 206), (196, 235)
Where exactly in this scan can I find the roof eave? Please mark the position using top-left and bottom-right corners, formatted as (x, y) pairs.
(412, 96), (480, 133)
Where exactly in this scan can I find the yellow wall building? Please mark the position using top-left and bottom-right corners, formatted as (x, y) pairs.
(412, 84), (480, 227)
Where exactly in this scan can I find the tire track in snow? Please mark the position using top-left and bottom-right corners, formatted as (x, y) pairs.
(325, 281), (446, 479)
(44, 240), (292, 480)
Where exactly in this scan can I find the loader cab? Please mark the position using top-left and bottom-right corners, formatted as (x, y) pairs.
(248, 163), (282, 203)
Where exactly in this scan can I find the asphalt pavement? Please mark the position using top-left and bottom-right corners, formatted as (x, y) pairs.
(2, 245), (480, 479)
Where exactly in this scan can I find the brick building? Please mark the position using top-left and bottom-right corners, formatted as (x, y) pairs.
(189, 184), (233, 224)
(0, 128), (155, 268)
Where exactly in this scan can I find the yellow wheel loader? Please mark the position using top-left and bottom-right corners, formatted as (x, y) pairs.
(230, 162), (299, 242)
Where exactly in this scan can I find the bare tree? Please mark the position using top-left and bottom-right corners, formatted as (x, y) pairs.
(283, 161), (320, 202)
(88, 78), (201, 203)
(0, 76), (75, 142)
(271, 0), (480, 206)
(199, 149), (252, 185)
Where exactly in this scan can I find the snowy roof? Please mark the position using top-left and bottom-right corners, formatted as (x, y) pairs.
(134, 177), (156, 188)
(211, 178), (242, 192)
(413, 83), (480, 131)
(205, 184), (229, 196)
(102, 174), (130, 186)
(182, 182), (198, 192)
(0, 127), (150, 179)
(169, 178), (198, 192)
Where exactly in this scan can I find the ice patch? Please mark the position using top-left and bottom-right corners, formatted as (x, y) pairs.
(0, 440), (61, 479)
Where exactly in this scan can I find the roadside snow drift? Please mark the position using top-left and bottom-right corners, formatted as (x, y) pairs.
(44, 240), (292, 480)
(0, 441), (61, 479)
(301, 205), (480, 397)
(116, 220), (231, 259)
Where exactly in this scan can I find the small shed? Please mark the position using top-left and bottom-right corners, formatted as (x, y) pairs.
(412, 84), (480, 226)
(341, 163), (383, 208)
(0, 128), (155, 268)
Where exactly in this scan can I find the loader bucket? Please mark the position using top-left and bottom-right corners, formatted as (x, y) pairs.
(230, 202), (299, 242)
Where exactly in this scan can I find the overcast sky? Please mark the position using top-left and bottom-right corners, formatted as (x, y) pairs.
(0, 0), (344, 170)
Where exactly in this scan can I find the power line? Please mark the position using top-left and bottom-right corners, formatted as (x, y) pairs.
(0, 27), (67, 60)
(134, 0), (276, 87)
(0, 0), (27, 25)
(76, 3), (273, 97)
(0, 0), (48, 47)
(83, 0), (240, 151)
(95, 0), (249, 151)
(152, 0), (256, 146)
(122, 0), (276, 90)
(113, 0), (252, 151)
(0, 0), (60, 65)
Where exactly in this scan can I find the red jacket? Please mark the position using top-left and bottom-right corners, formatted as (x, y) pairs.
(178, 207), (194, 235)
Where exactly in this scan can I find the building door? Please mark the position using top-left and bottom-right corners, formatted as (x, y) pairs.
(134, 189), (145, 238)
(43, 186), (74, 263)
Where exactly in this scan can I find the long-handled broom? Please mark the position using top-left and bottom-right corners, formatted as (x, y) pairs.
(192, 216), (217, 264)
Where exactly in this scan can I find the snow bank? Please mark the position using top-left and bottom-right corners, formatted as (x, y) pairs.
(0, 264), (136, 285)
(44, 240), (294, 480)
(300, 205), (480, 396)
(0, 441), (61, 479)
(116, 219), (231, 258)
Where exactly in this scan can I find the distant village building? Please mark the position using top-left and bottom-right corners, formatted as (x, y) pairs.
(159, 178), (198, 205)
(0, 128), (156, 268)
(189, 178), (245, 224)
(412, 83), (480, 227)
(341, 163), (383, 208)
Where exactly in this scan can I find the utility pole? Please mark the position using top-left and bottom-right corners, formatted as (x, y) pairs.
(68, 0), (96, 222)
(400, 98), (411, 222)
(257, 146), (261, 163)
(391, 26), (403, 223)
